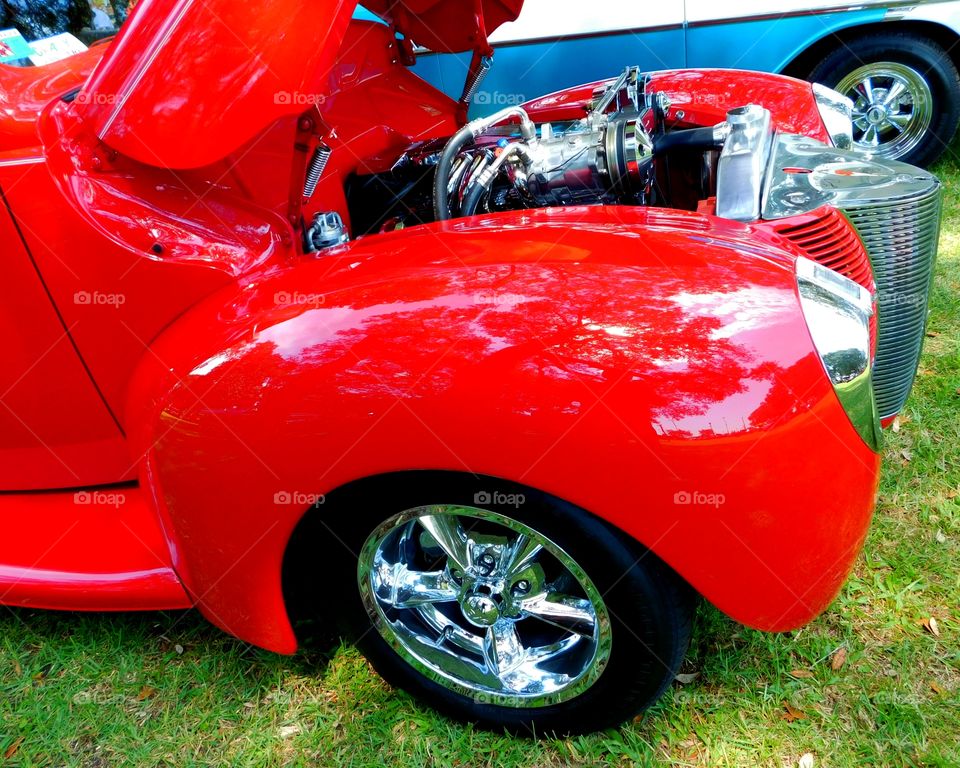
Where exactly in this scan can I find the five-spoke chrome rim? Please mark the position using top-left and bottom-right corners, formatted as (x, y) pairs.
(836, 62), (933, 159)
(357, 504), (612, 707)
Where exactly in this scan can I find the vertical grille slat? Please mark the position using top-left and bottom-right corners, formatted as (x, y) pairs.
(843, 185), (942, 419)
(774, 208), (875, 291)
(775, 208), (879, 360)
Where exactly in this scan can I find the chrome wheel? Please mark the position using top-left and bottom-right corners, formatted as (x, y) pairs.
(357, 504), (612, 707)
(836, 62), (933, 159)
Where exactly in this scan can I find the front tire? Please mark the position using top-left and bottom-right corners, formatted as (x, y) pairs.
(808, 32), (960, 166)
(321, 473), (695, 734)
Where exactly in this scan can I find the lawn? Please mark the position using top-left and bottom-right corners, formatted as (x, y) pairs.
(1, 152), (958, 767)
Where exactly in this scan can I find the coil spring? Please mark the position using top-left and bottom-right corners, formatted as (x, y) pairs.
(303, 144), (331, 198)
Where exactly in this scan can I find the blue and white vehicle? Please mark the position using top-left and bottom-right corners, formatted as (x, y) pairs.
(409, 0), (960, 166)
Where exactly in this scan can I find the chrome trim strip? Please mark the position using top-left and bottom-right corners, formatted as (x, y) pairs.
(0, 157), (44, 167)
(688, 1), (949, 27)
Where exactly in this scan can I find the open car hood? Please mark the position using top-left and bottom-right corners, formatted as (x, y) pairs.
(366, 0), (522, 53)
(72, 0), (521, 169)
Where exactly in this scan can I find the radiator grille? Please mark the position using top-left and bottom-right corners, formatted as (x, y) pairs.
(842, 184), (942, 419)
(775, 208), (878, 356)
(775, 208), (874, 290)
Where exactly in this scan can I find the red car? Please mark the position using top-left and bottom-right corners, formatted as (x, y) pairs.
(0, 0), (941, 733)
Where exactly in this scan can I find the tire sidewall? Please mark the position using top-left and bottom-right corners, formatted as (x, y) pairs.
(324, 472), (691, 734)
(809, 33), (960, 166)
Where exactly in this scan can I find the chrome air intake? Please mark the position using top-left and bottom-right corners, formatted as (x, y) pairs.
(763, 134), (941, 419)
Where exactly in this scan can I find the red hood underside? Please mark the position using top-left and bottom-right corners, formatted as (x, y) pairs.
(72, 0), (521, 169)
(366, 0), (522, 53)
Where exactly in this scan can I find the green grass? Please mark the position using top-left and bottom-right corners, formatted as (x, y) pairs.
(2, 150), (959, 768)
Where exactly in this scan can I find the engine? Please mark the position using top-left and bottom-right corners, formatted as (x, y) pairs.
(342, 67), (735, 240)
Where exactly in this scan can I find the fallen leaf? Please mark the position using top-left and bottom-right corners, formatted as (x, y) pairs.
(830, 647), (847, 671)
(12, 658), (21, 676)
(799, 753), (815, 768)
(900, 449), (913, 463)
(790, 669), (815, 679)
(946, 489), (958, 499)
(136, 686), (156, 701)
(4, 737), (23, 760)
(931, 681), (943, 694)
(278, 724), (301, 739)
(174, 644), (184, 655)
(925, 330), (940, 338)
(675, 672), (700, 685)
(782, 703), (808, 722)
(892, 417), (902, 433)
(921, 617), (941, 637)
(936, 530), (947, 544)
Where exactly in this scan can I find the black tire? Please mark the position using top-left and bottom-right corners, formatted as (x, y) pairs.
(288, 472), (695, 735)
(808, 32), (960, 167)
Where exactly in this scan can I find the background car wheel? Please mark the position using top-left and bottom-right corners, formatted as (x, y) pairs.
(808, 32), (960, 166)
(301, 473), (695, 734)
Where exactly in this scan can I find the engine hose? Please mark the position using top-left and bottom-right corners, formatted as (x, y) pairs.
(653, 126), (726, 154)
(433, 125), (477, 221)
(461, 177), (488, 217)
(433, 106), (536, 221)
(463, 143), (533, 217)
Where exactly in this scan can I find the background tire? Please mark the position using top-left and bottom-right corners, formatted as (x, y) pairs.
(808, 32), (960, 167)
(288, 472), (695, 734)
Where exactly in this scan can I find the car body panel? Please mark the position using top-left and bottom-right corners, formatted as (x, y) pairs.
(75, 0), (356, 169)
(0, 45), (103, 151)
(124, 206), (879, 653)
(364, 0), (524, 54)
(0, 485), (190, 610)
(521, 69), (832, 145)
(683, 9), (887, 74)
(0, 162), (131, 489)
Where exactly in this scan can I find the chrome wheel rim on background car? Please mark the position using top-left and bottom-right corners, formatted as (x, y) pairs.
(357, 505), (612, 707)
(835, 62), (933, 159)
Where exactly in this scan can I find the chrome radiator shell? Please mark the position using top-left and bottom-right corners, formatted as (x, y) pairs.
(763, 135), (941, 419)
(841, 187), (941, 418)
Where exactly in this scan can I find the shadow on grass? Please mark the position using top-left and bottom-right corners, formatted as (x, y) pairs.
(1, 604), (344, 689)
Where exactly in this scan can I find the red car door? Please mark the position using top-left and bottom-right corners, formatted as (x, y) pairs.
(0, 173), (131, 490)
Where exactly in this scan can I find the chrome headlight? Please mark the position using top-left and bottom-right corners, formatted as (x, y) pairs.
(812, 82), (854, 150)
(796, 257), (880, 451)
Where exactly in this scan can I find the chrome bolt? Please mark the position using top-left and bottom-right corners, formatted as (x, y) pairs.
(477, 552), (496, 574)
(513, 579), (531, 595)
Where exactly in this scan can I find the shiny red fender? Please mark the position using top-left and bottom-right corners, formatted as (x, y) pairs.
(0, 46), (104, 152)
(523, 69), (833, 142)
(127, 206), (879, 654)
